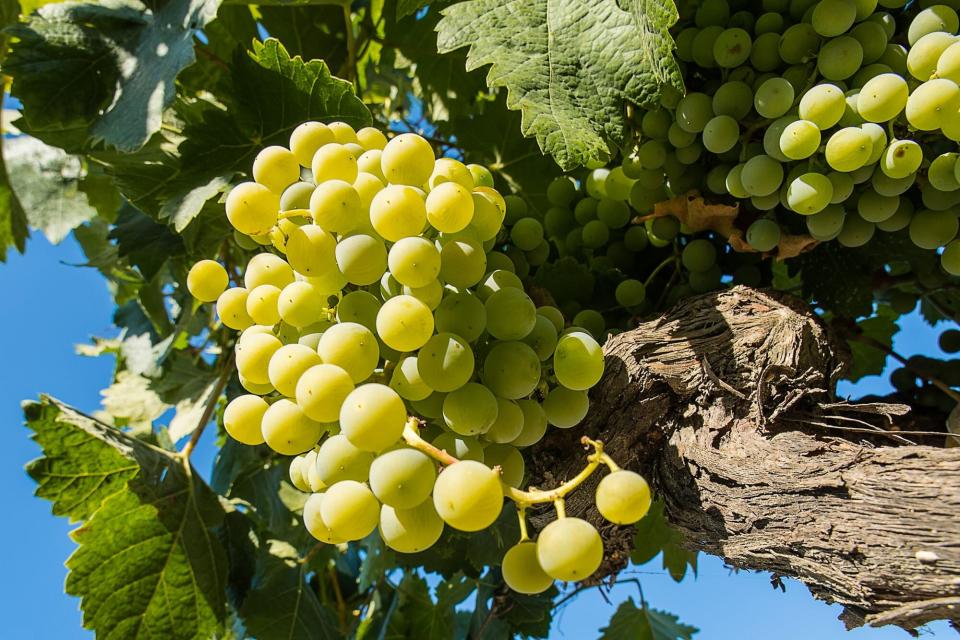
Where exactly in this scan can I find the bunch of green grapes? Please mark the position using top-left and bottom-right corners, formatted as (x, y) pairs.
(186, 122), (636, 586)
(519, 0), (960, 282)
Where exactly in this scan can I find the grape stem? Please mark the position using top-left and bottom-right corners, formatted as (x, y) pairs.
(180, 350), (234, 461)
(401, 417), (460, 466)
(502, 437), (618, 506)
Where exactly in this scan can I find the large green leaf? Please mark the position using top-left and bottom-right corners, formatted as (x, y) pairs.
(5, 0), (221, 152)
(436, 0), (681, 169)
(599, 597), (697, 640)
(24, 396), (229, 639)
(631, 500), (697, 582)
(239, 540), (342, 640)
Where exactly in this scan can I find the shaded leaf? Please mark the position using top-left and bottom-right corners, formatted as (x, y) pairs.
(631, 500), (696, 582)
(599, 597), (697, 640)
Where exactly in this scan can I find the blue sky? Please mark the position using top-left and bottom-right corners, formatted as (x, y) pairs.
(1, 235), (951, 639)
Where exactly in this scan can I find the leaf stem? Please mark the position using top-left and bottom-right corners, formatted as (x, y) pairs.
(180, 351), (234, 460)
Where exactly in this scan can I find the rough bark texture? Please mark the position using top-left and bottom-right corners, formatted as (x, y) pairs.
(528, 286), (960, 631)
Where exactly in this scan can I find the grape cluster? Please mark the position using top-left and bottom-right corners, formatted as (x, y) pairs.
(560, 0), (960, 276)
(186, 122), (650, 591)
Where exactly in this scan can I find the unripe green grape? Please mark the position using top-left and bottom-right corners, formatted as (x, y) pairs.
(712, 81), (753, 119)
(741, 155), (784, 197)
(276, 281), (323, 328)
(546, 176), (578, 206)
(872, 171), (915, 197)
(692, 26), (724, 68)
(750, 32), (782, 71)
(485, 397), (525, 444)
(512, 399), (548, 447)
(320, 480), (380, 541)
(779, 23), (820, 64)
(713, 28), (752, 67)
(856, 189), (899, 223)
(762, 117), (793, 163)
(702, 115), (739, 154)
(484, 288), (537, 341)
(537, 306), (565, 333)
(303, 493), (345, 544)
(476, 270), (522, 302)
(268, 344), (322, 397)
(375, 294), (434, 354)
(435, 292), (486, 342)
(755, 12), (784, 34)
(417, 333), (475, 392)
(811, 0), (856, 37)
(675, 92), (714, 133)
(596, 199), (630, 229)
(335, 234), (387, 287)
(850, 21), (888, 65)
(187, 260), (229, 302)
(440, 238), (487, 288)
(296, 363), (355, 423)
(818, 37), (863, 81)
(368, 447), (436, 509)
(290, 122), (336, 167)
(425, 182), (474, 233)
(907, 79), (960, 130)
(381, 133), (435, 186)
(369, 185), (427, 242)
(433, 461), (503, 531)
(442, 383), (499, 436)
(553, 332), (603, 391)
(615, 279), (647, 308)
(334, 291), (377, 333)
(253, 145), (300, 193)
(236, 332), (282, 384)
(908, 5), (959, 45)
(316, 433), (375, 485)
(522, 315), (560, 360)
(226, 182), (280, 235)
(806, 204), (847, 240)
(503, 542), (554, 594)
(385, 356), (429, 402)
(824, 127), (871, 172)
(755, 78), (794, 119)
(484, 443), (524, 488)
(860, 123), (887, 166)
(542, 386), (589, 429)
(579, 220), (609, 249)
(379, 500), (444, 553)
(262, 398), (326, 455)
(223, 394), (269, 445)
(929, 153), (960, 191)
(536, 518), (603, 581)
(468, 164), (495, 188)
(941, 240), (960, 275)
(573, 309), (605, 341)
(503, 195), (529, 225)
(779, 120), (821, 160)
(317, 322), (379, 383)
(233, 229), (259, 251)
(910, 209), (960, 249)
(681, 239), (717, 273)
(786, 172), (833, 215)
(511, 217), (544, 251)
(746, 219), (781, 252)
(675, 27), (698, 62)
(482, 341), (542, 400)
(596, 470), (652, 525)
(837, 212), (876, 247)
(470, 189), (507, 241)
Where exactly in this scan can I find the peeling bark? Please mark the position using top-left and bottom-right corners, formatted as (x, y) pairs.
(528, 287), (960, 631)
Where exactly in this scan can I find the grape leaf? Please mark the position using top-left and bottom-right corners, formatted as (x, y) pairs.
(24, 396), (228, 639)
(599, 597), (697, 640)
(436, 0), (681, 169)
(240, 540), (342, 640)
(100, 370), (171, 428)
(631, 500), (697, 582)
(396, 0), (428, 17)
(5, 0), (220, 152)
(387, 574), (455, 640)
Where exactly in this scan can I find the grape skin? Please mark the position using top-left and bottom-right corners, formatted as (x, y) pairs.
(536, 518), (603, 581)
(379, 501), (444, 553)
(503, 542), (554, 594)
(432, 461), (504, 531)
(595, 470), (652, 525)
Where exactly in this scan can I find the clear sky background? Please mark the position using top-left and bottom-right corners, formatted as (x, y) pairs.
(1, 235), (952, 639)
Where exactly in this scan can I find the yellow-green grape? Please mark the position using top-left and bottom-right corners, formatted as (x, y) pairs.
(310, 179), (362, 234)
(485, 288), (537, 340)
(417, 333), (475, 392)
(388, 237), (441, 288)
(881, 139), (923, 179)
(288, 455), (311, 492)
(537, 306), (565, 333)
(512, 400), (548, 447)
(468, 164), (495, 188)
(369, 447), (436, 508)
(327, 121), (358, 145)
(837, 213), (876, 248)
(217, 288), (255, 330)
(910, 209), (960, 249)
(244, 284), (281, 326)
(482, 341), (542, 400)
(521, 315), (559, 361)
(335, 234), (388, 286)
(798, 83), (845, 129)
(936, 41), (960, 82)
(861, 123), (887, 165)
(503, 542), (554, 594)
(786, 173), (834, 215)
(303, 492), (345, 543)
(825, 127), (872, 172)
(226, 182), (280, 235)
(284, 224), (337, 277)
(941, 239), (960, 275)
(381, 133), (436, 186)
(542, 386), (589, 428)
(296, 363), (355, 422)
(553, 332), (603, 391)
(240, 374), (274, 395)
(311, 143), (359, 183)
(470, 188), (507, 241)
(435, 291), (486, 342)
(320, 480), (380, 541)
(339, 383), (407, 452)
(336, 291), (380, 332)
(317, 322), (379, 383)
(233, 229), (260, 250)
(262, 398), (326, 455)
(244, 253), (295, 290)
(316, 433), (375, 484)
(277, 281), (325, 329)
(358, 150), (386, 181)
(440, 238), (487, 288)
(223, 394), (268, 445)
(298, 321), (333, 351)
(290, 122), (336, 167)
(389, 355), (432, 401)
(187, 260), (228, 302)
(253, 145), (300, 193)
(306, 268), (348, 297)
(426, 182), (475, 233)
(432, 460), (504, 531)
(442, 383), (499, 436)
(906, 79), (960, 131)
(907, 32), (956, 81)
(306, 450), (327, 492)
(432, 432), (484, 462)
(483, 443), (524, 488)
(376, 295), (435, 352)
(477, 269), (523, 301)
(596, 470), (652, 525)
(357, 126), (388, 151)
(429, 157), (475, 190)
(929, 153), (960, 191)
(370, 185), (428, 242)
(268, 344), (322, 397)
(353, 172), (385, 215)
(536, 518), (603, 581)
(484, 397), (524, 444)
(779, 120), (821, 160)
(236, 332), (283, 384)
(379, 500), (444, 553)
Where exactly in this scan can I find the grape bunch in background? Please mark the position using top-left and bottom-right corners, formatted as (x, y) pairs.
(185, 121), (652, 595)
(533, 0), (960, 278)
